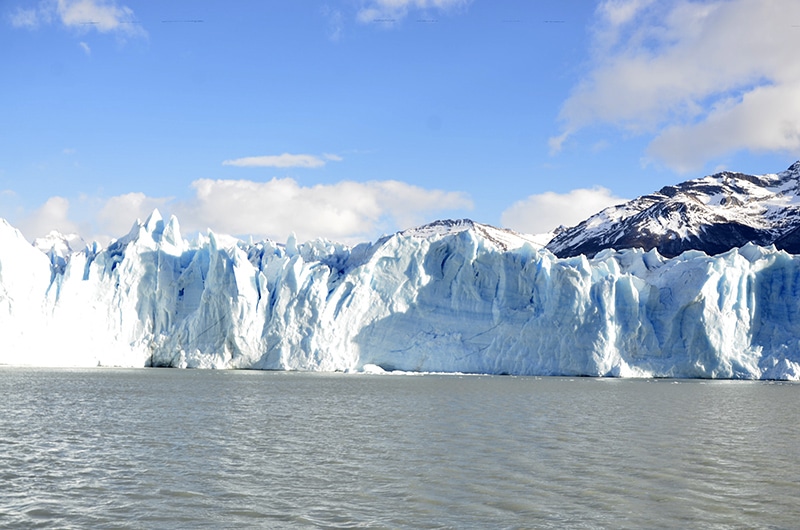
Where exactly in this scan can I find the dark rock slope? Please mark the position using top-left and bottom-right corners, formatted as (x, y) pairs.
(547, 162), (800, 258)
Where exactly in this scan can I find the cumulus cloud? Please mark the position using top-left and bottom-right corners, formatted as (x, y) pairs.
(552, 0), (800, 171)
(18, 179), (472, 246)
(96, 192), (172, 237)
(14, 193), (171, 244)
(501, 187), (627, 235)
(176, 178), (472, 243)
(222, 153), (341, 169)
(357, 0), (471, 25)
(9, 0), (146, 38)
(17, 196), (82, 240)
(648, 83), (800, 172)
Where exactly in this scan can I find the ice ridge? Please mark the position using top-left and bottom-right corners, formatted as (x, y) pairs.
(1, 213), (800, 379)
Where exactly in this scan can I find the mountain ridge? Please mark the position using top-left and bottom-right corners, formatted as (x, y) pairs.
(547, 161), (800, 258)
(27, 162), (800, 264)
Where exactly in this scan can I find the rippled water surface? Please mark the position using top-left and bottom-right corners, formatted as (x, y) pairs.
(1, 368), (798, 529)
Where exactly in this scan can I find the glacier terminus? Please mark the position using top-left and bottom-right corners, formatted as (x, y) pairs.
(4, 163), (800, 380)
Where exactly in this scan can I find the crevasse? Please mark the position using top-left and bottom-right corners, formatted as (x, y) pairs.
(2, 210), (800, 379)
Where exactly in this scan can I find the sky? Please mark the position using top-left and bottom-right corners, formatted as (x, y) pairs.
(2, 0), (800, 246)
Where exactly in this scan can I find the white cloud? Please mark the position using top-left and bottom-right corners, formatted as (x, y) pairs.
(17, 196), (82, 240)
(222, 153), (341, 169)
(320, 5), (344, 42)
(10, 7), (45, 28)
(79, 41), (91, 54)
(17, 179), (472, 246)
(597, 0), (655, 28)
(57, 0), (145, 36)
(648, 81), (800, 172)
(547, 131), (569, 155)
(501, 187), (627, 235)
(357, 0), (471, 25)
(176, 178), (473, 244)
(96, 192), (171, 237)
(9, 0), (146, 38)
(552, 0), (800, 171)
(14, 193), (170, 244)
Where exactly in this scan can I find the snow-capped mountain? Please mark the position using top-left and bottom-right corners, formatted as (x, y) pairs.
(547, 161), (800, 258)
(401, 219), (548, 250)
(2, 208), (800, 379)
(33, 231), (86, 256)
(33, 231), (87, 275)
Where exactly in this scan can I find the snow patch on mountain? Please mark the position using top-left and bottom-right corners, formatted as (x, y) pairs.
(548, 161), (800, 258)
(34, 231), (87, 257)
(403, 219), (546, 250)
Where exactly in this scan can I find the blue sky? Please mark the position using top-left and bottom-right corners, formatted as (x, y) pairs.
(2, 0), (799, 245)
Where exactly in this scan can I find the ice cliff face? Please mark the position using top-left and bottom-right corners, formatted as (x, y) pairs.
(2, 211), (800, 379)
(548, 161), (800, 258)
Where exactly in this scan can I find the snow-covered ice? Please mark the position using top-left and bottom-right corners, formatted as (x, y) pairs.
(2, 211), (800, 379)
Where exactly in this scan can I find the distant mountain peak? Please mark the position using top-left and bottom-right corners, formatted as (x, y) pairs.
(401, 219), (546, 250)
(547, 161), (800, 258)
(33, 231), (86, 258)
(401, 218), (477, 237)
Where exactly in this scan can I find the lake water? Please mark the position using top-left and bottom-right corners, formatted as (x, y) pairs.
(0, 368), (798, 529)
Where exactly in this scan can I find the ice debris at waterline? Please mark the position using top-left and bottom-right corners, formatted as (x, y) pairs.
(2, 211), (800, 380)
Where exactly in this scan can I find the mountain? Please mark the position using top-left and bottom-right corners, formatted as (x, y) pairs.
(33, 231), (87, 275)
(547, 161), (800, 258)
(2, 209), (800, 379)
(401, 219), (549, 250)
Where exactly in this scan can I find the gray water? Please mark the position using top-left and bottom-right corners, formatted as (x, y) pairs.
(0, 368), (798, 529)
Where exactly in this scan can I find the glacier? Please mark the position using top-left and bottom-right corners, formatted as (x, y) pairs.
(2, 211), (800, 379)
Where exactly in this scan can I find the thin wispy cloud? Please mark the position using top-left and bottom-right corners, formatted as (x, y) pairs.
(9, 7), (43, 28)
(551, 0), (800, 172)
(357, 0), (471, 25)
(222, 153), (342, 169)
(320, 5), (344, 41)
(79, 41), (91, 54)
(9, 0), (147, 38)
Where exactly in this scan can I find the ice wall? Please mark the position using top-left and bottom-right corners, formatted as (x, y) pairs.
(2, 211), (800, 379)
